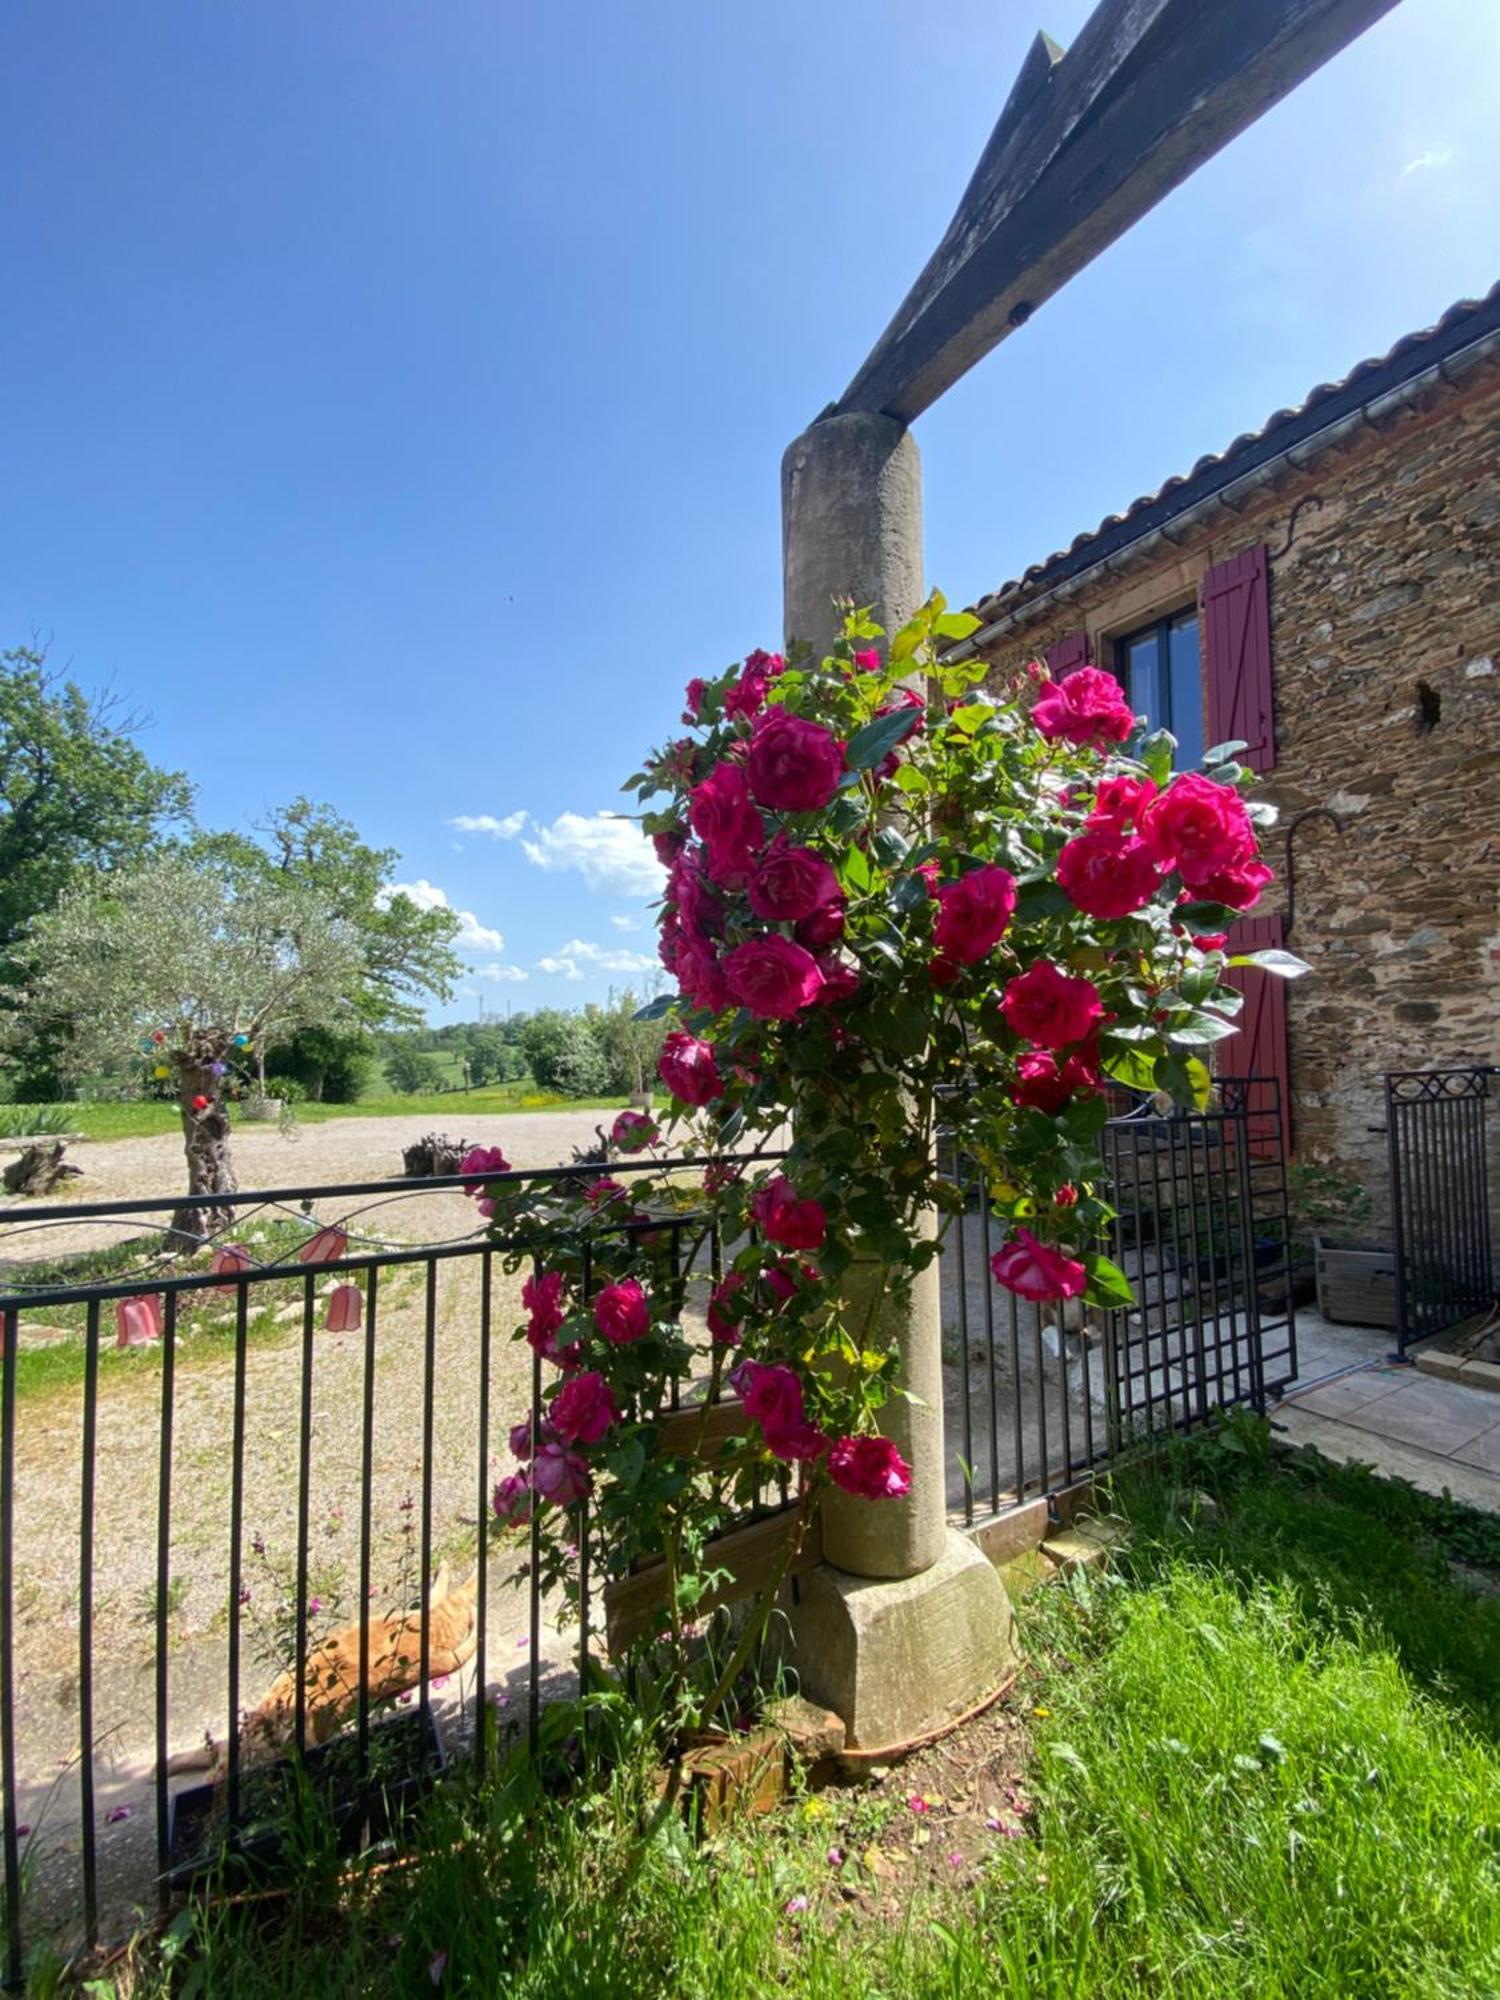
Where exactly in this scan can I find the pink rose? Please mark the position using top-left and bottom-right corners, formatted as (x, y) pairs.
(795, 897), (846, 948)
(1087, 773), (1157, 832)
(813, 952), (860, 1005)
(723, 936), (826, 1019)
(1012, 1050), (1071, 1114)
(915, 860), (940, 897)
(749, 1176), (827, 1250)
(1055, 831), (1163, 920)
(744, 710), (845, 813)
(1030, 667), (1136, 748)
(610, 1110), (659, 1151)
(765, 1420), (829, 1465)
(459, 1145), (510, 1182)
(747, 837), (841, 923)
(1001, 961), (1103, 1050)
(707, 1272), (747, 1345)
(1141, 774), (1258, 890)
(1193, 857), (1273, 911)
(583, 1177), (630, 1208)
(828, 1435), (912, 1500)
(851, 647), (881, 673)
(509, 1417), (540, 1461)
(669, 845), (723, 942)
(549, 1371), (619, 1446)
(674, 936), (733, 1014)
(658, 1031), (724, 1106)
(724, 648), (784, 722)
(492, 1473), (534, 1526)
(523, 1269), (566, 1343)
(683, 676), (709, 721)
(652, 828), (686, 867)
(593, 1277), (651, 1346)
(1010, 1048), (1099, 1115)
(933, 865), (1018, 966)
(531, 1442), (591, 1508)
(991, 1227), (1088, 1303)
(731, 1360), (805, 1438)
(689, 763), (766, 887)
(763, 1258), (818, 1302)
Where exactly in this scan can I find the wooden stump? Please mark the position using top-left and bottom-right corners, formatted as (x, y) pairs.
(2, 1142), (82, 1197)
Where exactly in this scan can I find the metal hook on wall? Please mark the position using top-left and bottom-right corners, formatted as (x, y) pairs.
(1282, 807), (1344, 940)
(1269, 493), (1324, 564)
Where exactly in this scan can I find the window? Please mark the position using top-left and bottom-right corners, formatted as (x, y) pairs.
(1116, 609), (1204, 769)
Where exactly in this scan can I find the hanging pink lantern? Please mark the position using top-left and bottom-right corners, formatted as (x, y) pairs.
(299, 1226), (348, 1266)
(324, 1283), (363, 1333)
(115, 1296), (163, 1348)
(209, 1243), (252, 1294)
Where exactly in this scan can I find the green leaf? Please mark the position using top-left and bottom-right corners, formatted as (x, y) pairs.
(1141, 728), (1178, 786)
(1169, 1009), (1240, 1046)
(844, 706), (925, 773)
(949, 701), (992, 736)
(1202, 739), (1248, 765)
(1083, 1253), (1136, 1310)
(633, 992), (677, 1022)
(1175, 900), (1235, 931)
(1228, 948), (1311, 980)
(871, 825), (910, 869)
(1103, 1045), (1159, 1093)
(893, 762), (929, 795)
(1154, 1051), (1213, 1111)
(933, 610), (981, 641)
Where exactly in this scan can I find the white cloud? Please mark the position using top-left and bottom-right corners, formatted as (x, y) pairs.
(1402, 146), (1453, 174)
(380, 879), (504, 954)
(473, 961), (529, 983)
(610, 914), (641, 933)
(520, 812), (665, 898)
(537, 955), (584, 981)
(449, 811), (528, 839)
(551, 937), (657, 975)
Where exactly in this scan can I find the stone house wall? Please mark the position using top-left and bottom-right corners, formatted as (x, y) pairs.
(972, 361), (1500, 1240)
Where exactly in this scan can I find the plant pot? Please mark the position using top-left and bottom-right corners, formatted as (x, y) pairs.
(238, 1097), (283, 1124)
(166, 1706), (445, 1889)
(1314, 1235), (1399, 1330)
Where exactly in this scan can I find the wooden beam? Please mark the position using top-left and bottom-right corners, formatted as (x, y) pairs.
(603, 1505), (822, 1654)
(837, 0), (1402, 422)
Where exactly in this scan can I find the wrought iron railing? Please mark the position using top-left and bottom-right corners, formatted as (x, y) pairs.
(1386, 1067), (1497, 1353)
(0, 1156), (778, 1980)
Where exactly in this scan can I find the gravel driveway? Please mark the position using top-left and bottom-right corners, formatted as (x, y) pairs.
(0, 1109), (655, 1947)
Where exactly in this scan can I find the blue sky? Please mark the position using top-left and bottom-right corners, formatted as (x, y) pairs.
(3, 0), (1496, 1020)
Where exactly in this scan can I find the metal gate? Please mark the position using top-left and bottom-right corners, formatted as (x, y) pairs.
(943, 1078), (1294, 1523)
(1098, 1079), (1295, 1446)
(1386, 1066), (1496, 1353)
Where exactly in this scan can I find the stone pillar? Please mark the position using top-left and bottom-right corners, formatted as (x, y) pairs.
(779, 411), (1016, 1745)
(781, 411), (924, 662)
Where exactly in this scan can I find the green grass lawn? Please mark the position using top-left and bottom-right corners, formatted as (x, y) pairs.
(82, 1419), (1500, 1999)
(8, 1085), (631, 1144)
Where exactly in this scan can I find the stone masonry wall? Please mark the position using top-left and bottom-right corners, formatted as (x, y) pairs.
(974, 360), (1500, 1242)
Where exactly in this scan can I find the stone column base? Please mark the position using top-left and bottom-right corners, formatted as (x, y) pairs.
(784, 1528), (1017, 1750)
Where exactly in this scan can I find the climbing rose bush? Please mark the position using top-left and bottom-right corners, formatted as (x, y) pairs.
(475, 593), (1290, 1717)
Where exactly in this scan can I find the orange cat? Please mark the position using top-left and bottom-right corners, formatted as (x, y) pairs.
(171, 1567), (480, 1775)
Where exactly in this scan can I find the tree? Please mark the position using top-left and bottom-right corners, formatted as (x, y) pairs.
(520, 1010), (611, 1098)
(6, 855), (363, 1239)
(384, 1042), (447, 1096)
(192, 797), (463, 1032)
(0, 646), (193, 1093)
(596, 989), (667, 1100)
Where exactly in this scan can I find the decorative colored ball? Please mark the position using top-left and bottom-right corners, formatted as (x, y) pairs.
(209, 1061), (228, 1078)
(233, 1033), (249, 1048)
(152, 1031), (166, 1045)
(191, 1094), (210, 1111)
(153, 1065), (169, 1079)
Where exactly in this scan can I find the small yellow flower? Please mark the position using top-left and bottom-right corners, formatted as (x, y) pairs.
(1032, 1705), (1051, 1720)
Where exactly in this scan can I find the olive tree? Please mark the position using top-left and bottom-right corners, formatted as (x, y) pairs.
(8, 855), (363, 1238)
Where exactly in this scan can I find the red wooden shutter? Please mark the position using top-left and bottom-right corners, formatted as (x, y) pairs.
(1220, 913), (1290, 1153)
(1202, 544), (1274, 771)
(1045, 630), (1091, 678)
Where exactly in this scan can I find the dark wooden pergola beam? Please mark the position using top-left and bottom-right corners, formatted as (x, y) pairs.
(837, 0), (1402, 423)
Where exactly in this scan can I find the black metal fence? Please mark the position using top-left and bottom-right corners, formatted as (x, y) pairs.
(943, 1079), (1295, 1524)
(0, 1157), (761, 1983)
(1386, 1066), (1497, 1353)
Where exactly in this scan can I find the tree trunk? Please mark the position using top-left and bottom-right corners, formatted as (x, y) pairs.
(2, 1142), (82, 1196)
(168, 1038), (238, 1248)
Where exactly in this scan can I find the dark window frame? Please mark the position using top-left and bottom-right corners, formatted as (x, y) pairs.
(1114, 606), (1204, 765)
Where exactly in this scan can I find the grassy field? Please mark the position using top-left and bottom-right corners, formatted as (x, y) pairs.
(5, 1084), (631, 1144)
(83, 1419), (1500, 1998)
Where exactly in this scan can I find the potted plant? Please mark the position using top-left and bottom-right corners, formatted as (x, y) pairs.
(1287, 1162), (1395, 1326)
